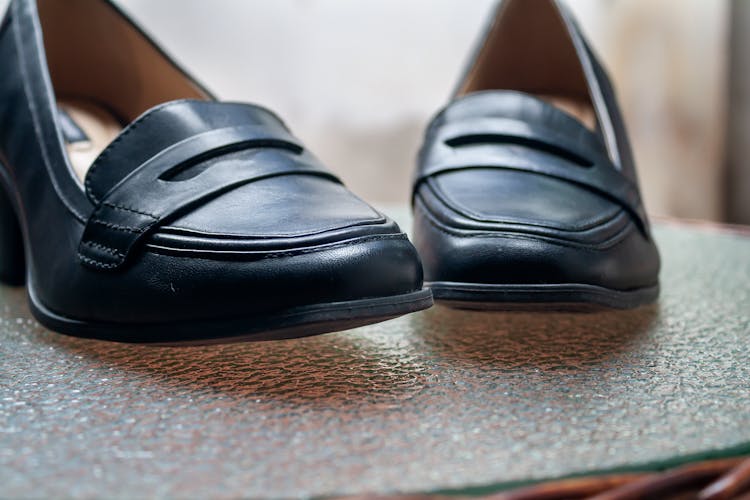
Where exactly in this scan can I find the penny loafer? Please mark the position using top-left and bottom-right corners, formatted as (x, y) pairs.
(0, 0), (431, 343)
(412, 0), (660, 309)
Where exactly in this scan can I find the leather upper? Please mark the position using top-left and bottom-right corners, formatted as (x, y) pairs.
(412, 0), (660, 292)
(0, 0), (423, 325)
(79, 100), (341, 270)
(415, 91), (648, 234)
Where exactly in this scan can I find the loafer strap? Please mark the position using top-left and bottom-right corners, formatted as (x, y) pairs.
(78, 124), (339, 271)
(415, 116), (648, 233)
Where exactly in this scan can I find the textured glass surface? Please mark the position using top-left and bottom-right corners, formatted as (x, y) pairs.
(1, 222), (749, 498)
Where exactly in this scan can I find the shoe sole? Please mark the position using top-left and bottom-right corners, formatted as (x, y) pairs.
(427, 281), (658, 311)
(28, 284), (433, 345)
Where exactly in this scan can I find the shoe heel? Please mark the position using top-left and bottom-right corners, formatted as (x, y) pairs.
(0, 184), (25, 285)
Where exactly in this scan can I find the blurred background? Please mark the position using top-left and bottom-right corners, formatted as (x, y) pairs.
(4, 0), (748, 224)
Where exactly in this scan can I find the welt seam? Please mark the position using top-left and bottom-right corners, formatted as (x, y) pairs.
(415, 197), (632, 251)
(428, 180), (622, 232)
(146, 234), (407, 260)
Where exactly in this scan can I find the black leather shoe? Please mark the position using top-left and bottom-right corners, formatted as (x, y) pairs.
(412, 0), (660, 309)
(0, 0), (431, 343)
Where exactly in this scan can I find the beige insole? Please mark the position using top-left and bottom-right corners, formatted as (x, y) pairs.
(59, 100), (123, 182)
(542, 95), (597, 130)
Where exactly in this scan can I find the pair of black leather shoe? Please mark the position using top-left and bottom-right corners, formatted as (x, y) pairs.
(0, 0), (659, 344)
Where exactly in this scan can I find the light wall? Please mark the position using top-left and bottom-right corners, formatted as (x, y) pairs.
(1, 0), (730, 221)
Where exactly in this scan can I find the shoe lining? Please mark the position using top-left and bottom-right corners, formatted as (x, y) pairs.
(36, 0), (209, 177)
(58, 100), (122, 182)
(459, 0), (597, 130)
(541, 96), (597, 130)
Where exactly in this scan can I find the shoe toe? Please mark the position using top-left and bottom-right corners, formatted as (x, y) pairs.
(414, 169), (659, 291)
(59, 175), (426, 326)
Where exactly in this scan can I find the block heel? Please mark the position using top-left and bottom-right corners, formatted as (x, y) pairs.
(0, 183), (25, 286)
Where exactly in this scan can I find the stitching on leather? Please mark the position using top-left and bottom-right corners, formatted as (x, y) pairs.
(100, 201), (158, 219)
(80, 240), (125, 258)
(88, 219), (145, 234)
(414, 197), (632, 251)
(85, 99), (196, 204)
(77, 253), (119, 270)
